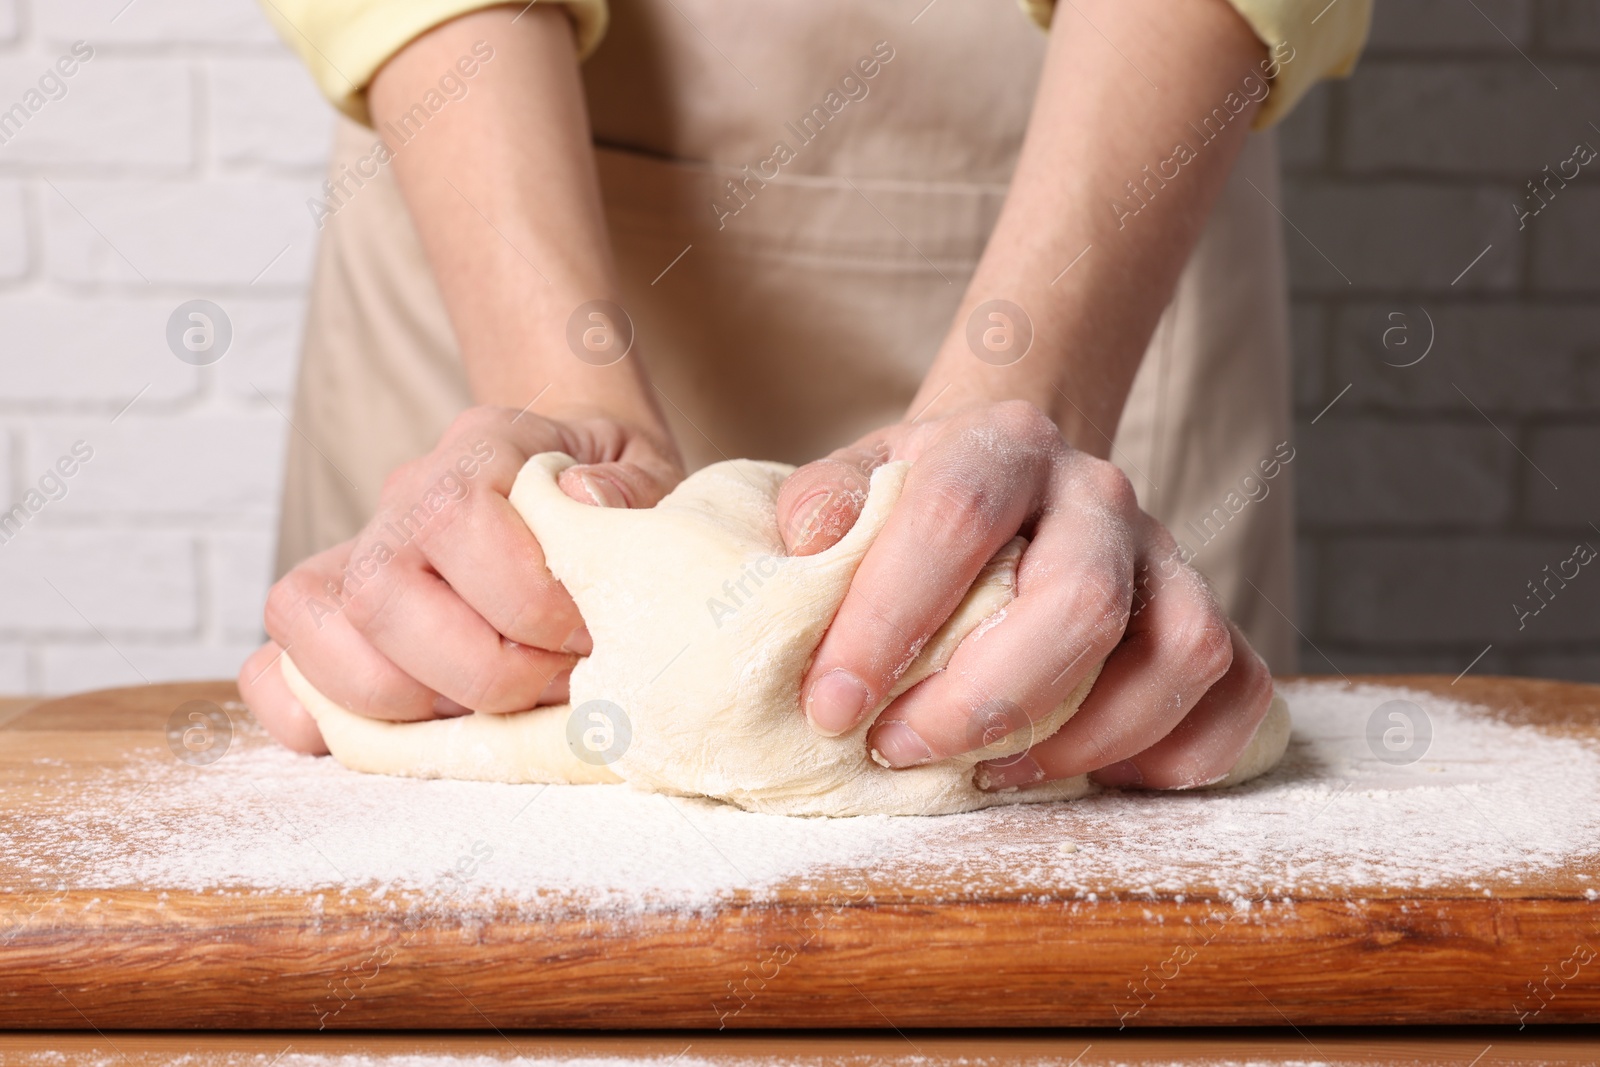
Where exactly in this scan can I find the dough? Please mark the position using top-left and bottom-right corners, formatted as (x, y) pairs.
(281, 455), (1290, 816)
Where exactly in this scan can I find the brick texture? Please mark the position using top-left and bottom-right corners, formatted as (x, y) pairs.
(37, 642), (262, 695)
(43, 178), (319, 287)
(25, 417), (286, 517)
(0, 295), (202, 404)
(1525, 425), (1600, 527)
(1277, 81), (1329, 171)
(0, 645), (24, 692)
(0, 531), (198, 634)
(1366, 0), (1533, 51)
(1296, 418), (1515, 528)
(1343, 62), (1589, 175)
(209, 530), (274, 640)
(1281, 0), (1600, 683)
(0, 0), (1595, 697)
(216, 296), (309, 403)
(36, 0), (280, 46)
(1330, 301), (1600, 413)
(1531, 187), (1600, 292)
(0, 4), (326, 692)
(1540, 1), (1600, 53)
(0, 431), (10, 513)
(1319, 535), (1600, 645)
(210, 57), (333, 170)
(0, 181), (26, 280)
(1281, 182), (1523, 293)
(0, 56), (193, 170)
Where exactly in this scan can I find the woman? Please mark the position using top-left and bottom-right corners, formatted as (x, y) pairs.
(241, 0), (1370, 793)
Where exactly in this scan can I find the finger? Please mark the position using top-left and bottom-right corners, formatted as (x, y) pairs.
(237, 641), (328, 756)
(363, 418), (589, 652)
(802, 405), (1059, 737)
(264, 546), (455, 722)
(387, 419), (681, 656)
(537, 665), (572, 705)
(431, 406), (674, 501)
(554, 414), (683, 482)
(975, 548), (1235, 790)
(1088, 622), (1273, 789)
(342, 549), (577, 713)
(557, 457), (682, 510)
(774, 445), (884, 556)
(403, 484), (589, 654)
(865, 462), (1139, 767)
(273, 566), (572, 720)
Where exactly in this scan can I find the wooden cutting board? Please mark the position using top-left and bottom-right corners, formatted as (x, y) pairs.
(4, 1027), (1600, 1064)
(1, 675), (1598, 1030)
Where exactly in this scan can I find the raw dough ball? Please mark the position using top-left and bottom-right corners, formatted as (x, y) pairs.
(282, 455), (1290, 816)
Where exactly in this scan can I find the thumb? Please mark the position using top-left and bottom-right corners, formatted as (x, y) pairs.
(776, 448), (881, 556)
(237, 641), (329, 756)
(557, 458), (680, 509)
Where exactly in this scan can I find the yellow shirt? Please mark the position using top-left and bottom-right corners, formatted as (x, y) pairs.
(1019, 0), (1369, 127)
(261, 0), (1368, 130)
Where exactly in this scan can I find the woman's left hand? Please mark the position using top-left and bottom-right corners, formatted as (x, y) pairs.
(775, 399), (1274, 792)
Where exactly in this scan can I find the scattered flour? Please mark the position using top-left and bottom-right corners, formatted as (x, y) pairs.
(0, 1052), (1301, 1067)
(2, 682), (1597, 916)
(0, 1050), (1511, 1067)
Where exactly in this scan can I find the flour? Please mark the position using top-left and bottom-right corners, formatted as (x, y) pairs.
(0, 1048), (1534, 1067)
(3, 682), (1597, 916)
(2, 1054), (1110, 1067)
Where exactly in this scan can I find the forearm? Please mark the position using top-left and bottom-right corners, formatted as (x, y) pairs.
(913, 0), (1270, 456)
(369, 4), (663, 432)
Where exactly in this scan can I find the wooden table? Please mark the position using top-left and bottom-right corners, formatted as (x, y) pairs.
(2, 1027), (1599, 1064)
(0, 695), (39, 729)
(2, 675), (1598, 1033)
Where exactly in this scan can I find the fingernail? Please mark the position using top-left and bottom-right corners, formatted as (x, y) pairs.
(975, 753), (1045, 791)
(579, 472), (627, 508)
(870, 721), (934, 768)
(433, 694), (472, 718)
(806, 668), (872, 736)
(537, 669), (571, 705)
(789, 490), (832, 550)
(561, 624), (593, 655)
(1183, 767), (1231, 790)
(1097, 759), (1143, 788)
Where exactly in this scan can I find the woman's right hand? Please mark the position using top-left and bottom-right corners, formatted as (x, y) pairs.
(238, 405), (683, 754)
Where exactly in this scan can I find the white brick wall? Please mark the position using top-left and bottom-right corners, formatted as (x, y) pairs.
(0, 0), (331, 693)
(0, 181), (26, 278)
(3, 0), (1595, 696)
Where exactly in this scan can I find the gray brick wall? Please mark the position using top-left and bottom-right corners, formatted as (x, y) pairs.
(1280, 0), (1600, 682)
(0, 0), (1593, 693)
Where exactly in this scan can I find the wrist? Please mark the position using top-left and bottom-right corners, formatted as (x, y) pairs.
(911, 330), (1125, 460)
(460, 275), (652, 402)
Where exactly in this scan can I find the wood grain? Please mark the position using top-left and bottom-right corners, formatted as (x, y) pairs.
(2, 1027), (1599, 1064)
(0, 696), (39, 729)
(2, 675), (1598, 1030)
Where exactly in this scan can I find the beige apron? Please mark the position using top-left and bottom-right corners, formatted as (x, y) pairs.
(276, 0), (1299, 672)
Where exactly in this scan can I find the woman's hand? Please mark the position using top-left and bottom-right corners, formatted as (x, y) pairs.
(775, 400), (1274, 792)
(765, 0), (1279, 792)
(239, 406), (683, 755)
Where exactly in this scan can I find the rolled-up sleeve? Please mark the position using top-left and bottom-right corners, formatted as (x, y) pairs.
(1017, 0), (1372, 128)
(258, 0), (608, 126)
